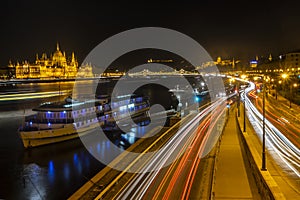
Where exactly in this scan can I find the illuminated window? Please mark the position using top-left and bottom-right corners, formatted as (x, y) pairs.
(119, 105), (127, 111)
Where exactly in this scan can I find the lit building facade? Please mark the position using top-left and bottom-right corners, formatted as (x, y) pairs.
(246, 52), (300, 74)
(282, 51), (300, 72)
(215, 56), (238, 67)
(11, 43), (78, 79)
(77, 63), (94, 78)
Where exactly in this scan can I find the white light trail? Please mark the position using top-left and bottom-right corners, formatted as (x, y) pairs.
(245, 82), (300, 177)
(113, 98), (226, 199)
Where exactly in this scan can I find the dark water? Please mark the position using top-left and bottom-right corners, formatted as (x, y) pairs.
(0, 77), (203, 199)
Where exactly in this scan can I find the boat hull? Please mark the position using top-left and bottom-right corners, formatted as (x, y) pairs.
(20, 122), (103, 148)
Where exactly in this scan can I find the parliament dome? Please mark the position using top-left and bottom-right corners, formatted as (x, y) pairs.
(52, 43), (66, 63)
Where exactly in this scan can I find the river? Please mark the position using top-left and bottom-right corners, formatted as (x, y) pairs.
(0, 76), (205, 199)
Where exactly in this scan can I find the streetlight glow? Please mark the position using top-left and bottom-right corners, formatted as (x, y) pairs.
(281, 73), (288, 79)
(241, 74), (247, 79)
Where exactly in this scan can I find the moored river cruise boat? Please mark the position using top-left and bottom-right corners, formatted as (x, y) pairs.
(19, 95), (150, 148)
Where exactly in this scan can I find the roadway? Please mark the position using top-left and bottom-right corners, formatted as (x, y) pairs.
(66, 77), (299, 200)
(246, 83), (300, 178)
(248, 90), (300, 148)
(99, 99), (226, 199)
(137, 104), (225, 200)
(70, 98), (229, 199)
(244, 82), (300, 198)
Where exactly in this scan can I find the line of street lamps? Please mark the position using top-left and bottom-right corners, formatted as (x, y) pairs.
(239, 75), (266, 171)
(255, 73), (298, 171)
(280, 73), (298, 108)
(239, 73), (299, 171)
(262, 73), (298, 109)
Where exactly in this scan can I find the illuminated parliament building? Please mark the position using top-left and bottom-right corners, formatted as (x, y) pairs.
(9, 43), (78, 79)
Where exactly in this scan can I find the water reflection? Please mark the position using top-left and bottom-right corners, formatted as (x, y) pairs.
(13, 119), (153, 199)
(63, 163), (70, 180)
(48, 161), (55, 184)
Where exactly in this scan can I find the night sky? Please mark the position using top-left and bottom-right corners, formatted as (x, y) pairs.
(1, 0), (300, 67)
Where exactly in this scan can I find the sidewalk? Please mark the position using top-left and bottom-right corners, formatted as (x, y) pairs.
(212, 108), (256, 199)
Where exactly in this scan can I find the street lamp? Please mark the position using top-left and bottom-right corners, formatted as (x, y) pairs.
(261, 76), (267, 171)
(243, 88), (246, 132)
(265, 78), (269, 99)
(290, 83), (298, 108)
(281, 73), (292, 108)
(240, 75), (247, 132)
(277, 80), (282, 100)
(241, 74), (247, 79)
(281, 73), (288, 79)
(270, 78), (277, 100)
(230, 78), (235, 84)
(237, 83), (240, 117)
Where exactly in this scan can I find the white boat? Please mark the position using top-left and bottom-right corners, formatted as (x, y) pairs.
(19, 95), (150, 148)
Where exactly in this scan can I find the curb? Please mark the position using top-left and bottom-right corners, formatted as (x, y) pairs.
(236, 107), (286, 200)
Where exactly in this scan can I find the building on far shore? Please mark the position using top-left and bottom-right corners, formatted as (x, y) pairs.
(77, 63), (94, 78)
(249, 51), (300, 74)
(214, 56), (242, 72)
(8, 43), (80, 79)
(282, 50), (300, 72)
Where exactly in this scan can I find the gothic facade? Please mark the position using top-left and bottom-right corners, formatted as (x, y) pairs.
(10, 43), (78, 79)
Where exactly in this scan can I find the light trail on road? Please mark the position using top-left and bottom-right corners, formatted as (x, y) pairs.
(165, 107), (224, 200)
(160, 113), (213, 200)
(245, 82), (300, 178)
(106, 98), (227, 200)
(254, 95), (300, 147)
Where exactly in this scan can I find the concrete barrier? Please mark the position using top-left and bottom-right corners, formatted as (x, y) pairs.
(236, 111), (286, 200)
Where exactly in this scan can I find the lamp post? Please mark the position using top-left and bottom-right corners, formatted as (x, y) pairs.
(281, 73), (290, 107)
(289, 84), (292, 108)
(241, 75), (247, 132)
(271, 78), (276, 100)
(237, 89), (240, 117)
(265, 77), (269, 99)
(237, 82), (240, 117)
(290, 83), (298, 108)
(261, 77), (267, 171)
(277, 80), (282, 100)
(243, 88), (246, 132)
